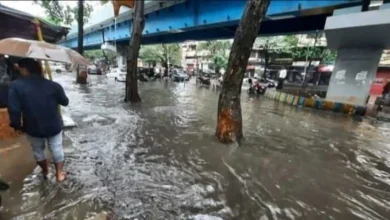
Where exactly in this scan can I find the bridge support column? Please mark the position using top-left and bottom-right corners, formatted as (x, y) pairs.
(324, 6), (390, 106)
(326, 48), (382, 105)
(116, 45), (129, 68)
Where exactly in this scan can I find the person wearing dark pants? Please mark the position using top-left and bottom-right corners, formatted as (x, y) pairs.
(276, 67), (287, 90)
(7, 58), (69, 182)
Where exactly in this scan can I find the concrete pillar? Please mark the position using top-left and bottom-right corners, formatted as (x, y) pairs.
(117, 55), (126, 67)
(326, 48), (382, 105)
(324, 6), (390, 106)
(116, 45), (129, 68)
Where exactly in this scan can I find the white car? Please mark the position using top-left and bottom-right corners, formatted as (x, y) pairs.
(106, 68), (126, 82)
(88, 65), (98, 74)
(47, 62), (67, 73)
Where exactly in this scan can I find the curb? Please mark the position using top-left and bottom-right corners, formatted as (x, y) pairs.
(264, 89), (366, 116)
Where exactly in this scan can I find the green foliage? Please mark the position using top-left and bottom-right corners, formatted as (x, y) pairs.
(72, 3), (93, 24)
(139, 44), (182, 67)
(320, 49), (337, 64)
(254, 35), (298, 54)
(34, 0), (93, 25)
(254, 36), (283, 50)
(197, 40), (231, 73)
(84, 50), (116, 63)
(210, 54), (228, 73)
(283, 35), (299, 48)
(197, 40), (231, 57)
(254, 34), (336, 64)
(291, 47), (322, 60)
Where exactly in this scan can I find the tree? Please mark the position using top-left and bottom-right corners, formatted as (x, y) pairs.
(197, 40), (231, 74)
(139, 44), (181, 73)
(320, 49), (337, 64)
(34, 0), (93, 83)
(76, 0), (86, 84)
(197, 40), (231, 57)
(254, 36), (288, 77)
(34, 1), (93, 26)
(84, 50), (116, 64)
(160, 44), (181, 74)
(125, 0), (145, 102)
(211, 54), (228, 75)
(216, 0), (270, 143)
(34, 0), (71, 25)
(72, 3), (93, 25)
(283, 35), (299, 48)
(77, 0), (85, 56)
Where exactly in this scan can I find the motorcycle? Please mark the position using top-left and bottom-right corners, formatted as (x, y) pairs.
(197, 76), (211, 85)
(248, 82), (266, 95)
(0, 178), (9, 207)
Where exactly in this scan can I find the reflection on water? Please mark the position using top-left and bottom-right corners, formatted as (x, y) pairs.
(4, 75), (390, 220)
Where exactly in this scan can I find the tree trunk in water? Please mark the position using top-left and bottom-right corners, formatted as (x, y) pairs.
(302, 31), (319, 88)
(216, 0), (270, 143)
(76, 0), (86, 84)
(163, 62), (168, 77)
(124, 0), (145, 103)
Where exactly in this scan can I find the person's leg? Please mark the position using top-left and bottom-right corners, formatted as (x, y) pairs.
(47, 132), (66, 182)
(26, 135), (48, 178)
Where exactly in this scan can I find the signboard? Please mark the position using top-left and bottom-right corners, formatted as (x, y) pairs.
(355, 71), (368, 80)
(335, 70), (346, 84)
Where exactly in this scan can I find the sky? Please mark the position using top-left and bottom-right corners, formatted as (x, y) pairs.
(0, 1), (104, 25)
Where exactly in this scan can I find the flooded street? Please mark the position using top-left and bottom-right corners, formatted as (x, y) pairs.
(2, 74), (390, 220)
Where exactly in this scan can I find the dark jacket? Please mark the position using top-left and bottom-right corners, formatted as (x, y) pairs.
(8, 75), (69, 138)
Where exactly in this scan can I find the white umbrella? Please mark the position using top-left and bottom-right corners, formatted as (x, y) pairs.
(0, 38), (90, 66)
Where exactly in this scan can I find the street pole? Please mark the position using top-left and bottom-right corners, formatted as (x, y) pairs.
(302, 30), (319, 87)
(167, 46), (170, 75)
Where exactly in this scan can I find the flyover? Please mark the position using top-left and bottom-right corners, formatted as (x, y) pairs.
(60, 0), (363, 50)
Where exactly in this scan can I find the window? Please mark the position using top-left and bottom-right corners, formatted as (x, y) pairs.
(190, 45), (196, 51)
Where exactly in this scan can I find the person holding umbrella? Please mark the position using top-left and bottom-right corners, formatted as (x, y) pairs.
(7, 58), (69, 182)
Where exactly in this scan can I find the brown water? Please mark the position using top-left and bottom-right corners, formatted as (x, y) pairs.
(1, 74), (390, 220)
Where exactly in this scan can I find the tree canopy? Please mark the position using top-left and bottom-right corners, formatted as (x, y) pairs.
(197, 40), (231, 73)
(197, 40), (231, 57)
(84, 49), (117, 64)
(254, 35), (336, 64)
(139, 44), (182, 67)
(34, 0), (93, 26)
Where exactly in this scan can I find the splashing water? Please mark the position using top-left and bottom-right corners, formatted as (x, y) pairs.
(2, 74), (390, 220)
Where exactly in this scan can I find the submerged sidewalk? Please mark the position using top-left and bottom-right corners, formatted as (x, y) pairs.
(264, 88), (367, 116)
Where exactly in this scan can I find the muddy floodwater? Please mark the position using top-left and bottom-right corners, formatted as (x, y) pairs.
(1, 74), (390, 220)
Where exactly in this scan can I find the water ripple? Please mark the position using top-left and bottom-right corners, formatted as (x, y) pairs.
(5, 75), (390, 220)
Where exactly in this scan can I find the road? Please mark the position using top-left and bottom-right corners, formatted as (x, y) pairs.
(1, 74), (390, 220)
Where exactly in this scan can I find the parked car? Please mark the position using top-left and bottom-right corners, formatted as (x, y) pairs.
(48, 62), (67, 73)
(88, 65), (102, 75)
(171, 69), (189, 82)
(138, 67), (154, 78)
(106, 68), (126, 82)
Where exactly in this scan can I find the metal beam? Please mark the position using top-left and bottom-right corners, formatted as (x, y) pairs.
(61, 0), (362, 49)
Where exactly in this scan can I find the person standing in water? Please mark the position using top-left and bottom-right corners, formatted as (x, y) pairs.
(276, 66), (287, 90)
(7, 58), (69, 182)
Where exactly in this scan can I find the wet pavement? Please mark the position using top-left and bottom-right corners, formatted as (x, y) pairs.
(1, 74), (390, 220)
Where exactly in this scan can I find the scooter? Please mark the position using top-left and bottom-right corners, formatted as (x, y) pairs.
(0, 178), (9, 207)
